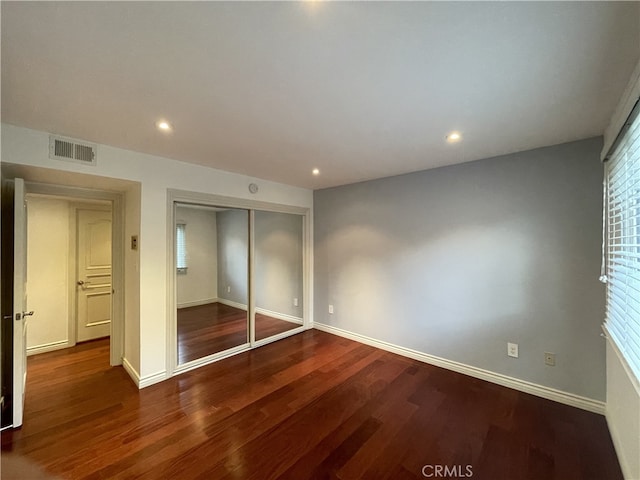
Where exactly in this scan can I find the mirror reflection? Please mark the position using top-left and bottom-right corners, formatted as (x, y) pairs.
(176, 204), (248, 364)
(254, 211), (303, 341)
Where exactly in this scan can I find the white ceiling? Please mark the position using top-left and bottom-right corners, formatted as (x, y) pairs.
(2, 2), (639, 190)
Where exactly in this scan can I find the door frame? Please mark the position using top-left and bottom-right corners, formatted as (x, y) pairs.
(26, 182), (125, 366)
(166, 189), (312, 377)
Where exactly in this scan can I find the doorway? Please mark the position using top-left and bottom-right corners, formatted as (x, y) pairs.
(1, 168), (131, 429)
(25, 196), (113, 355)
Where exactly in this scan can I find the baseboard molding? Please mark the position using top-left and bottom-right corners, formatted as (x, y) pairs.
(122, 357), (140, 387)
(139, 370), (168, 389)
(313, 322), (605, 415)
(217, 298), (248, 311)
(210, 300), (303, 325)
(255, 307), (303, 325)
(177, 298), (218, 309)
(27, 340), (71, 356)
(122, 357), (167, 389)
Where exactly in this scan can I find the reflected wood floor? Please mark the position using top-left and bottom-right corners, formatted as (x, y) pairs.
(177, 302), (300, 363)
(1, 331), (622, 480)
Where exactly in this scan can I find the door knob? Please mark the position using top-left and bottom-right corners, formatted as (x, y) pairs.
(22, 311), (34, 317)
(77, 280), (84, 286)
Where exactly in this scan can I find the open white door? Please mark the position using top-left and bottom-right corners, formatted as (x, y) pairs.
(12, 178), (30, 427)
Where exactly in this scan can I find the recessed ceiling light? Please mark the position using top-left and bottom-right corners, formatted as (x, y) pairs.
(156, 120), (172, 132)
(446, 131), (462, 143)
(312, 168), (320, 175)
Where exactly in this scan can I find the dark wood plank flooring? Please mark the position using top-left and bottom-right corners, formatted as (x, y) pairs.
(1, 331), (622, 479)
(177, 303), (300, 363)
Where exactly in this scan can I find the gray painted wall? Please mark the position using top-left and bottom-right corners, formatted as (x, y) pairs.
(314, 137), (606, 400)
(255, 211), (303, 317)
(216, 209), (304, 318)
(217, 209), (249, 305)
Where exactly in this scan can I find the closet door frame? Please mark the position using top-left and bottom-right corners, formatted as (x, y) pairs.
(166, 189), (311, 377)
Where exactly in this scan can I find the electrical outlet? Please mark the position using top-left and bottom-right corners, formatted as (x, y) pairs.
(227, 286), (231, 293)
(544, 352), (556, 366)
(507, 342), (519, 358)
(329, 304), (334, 314)
(293, 298), (298, 307)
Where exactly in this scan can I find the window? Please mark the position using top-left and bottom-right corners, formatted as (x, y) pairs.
(176, 223), (187, 273)
(604, 101), (640, 382)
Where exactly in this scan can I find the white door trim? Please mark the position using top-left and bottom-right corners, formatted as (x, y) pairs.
(25, 182), (125, 366)
(12, 178), (27, 428)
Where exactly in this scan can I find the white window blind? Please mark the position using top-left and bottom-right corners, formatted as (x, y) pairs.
(605, 103), (640, 382)
(176, 223), (187, 272)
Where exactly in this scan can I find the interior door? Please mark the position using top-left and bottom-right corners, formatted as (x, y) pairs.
(76, 209), (112, 342)
(12, 178), (28, 428)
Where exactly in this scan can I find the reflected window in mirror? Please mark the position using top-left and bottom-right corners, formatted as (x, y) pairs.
(176, 223), (187, 274)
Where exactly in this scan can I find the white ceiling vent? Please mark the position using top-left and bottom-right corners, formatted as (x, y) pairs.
(49, 135), (97, 166)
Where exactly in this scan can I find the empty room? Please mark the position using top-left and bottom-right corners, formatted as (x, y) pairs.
(1, 2), (639, 479)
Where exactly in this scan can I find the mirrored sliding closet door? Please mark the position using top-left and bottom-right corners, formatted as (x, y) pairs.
(254, 211), (304, 341)
(175, 203), (249, 366)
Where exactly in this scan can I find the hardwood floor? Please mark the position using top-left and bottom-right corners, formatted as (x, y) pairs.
(177, 302), (301, 363)
(1, 331), (622, 479)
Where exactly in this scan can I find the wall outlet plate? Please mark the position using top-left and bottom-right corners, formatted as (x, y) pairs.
(293, 298), (298, 307)
(507, 342), (519, 358)
(544, 352), (556, 366)
(328, 304), (334, 314)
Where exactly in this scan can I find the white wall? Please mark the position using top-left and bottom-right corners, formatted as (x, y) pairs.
(25, 196), (70, 353)
(124, 184), (141, 373)
(2, 123), (313, 383)
(176, 205), (218, 307)
(606, 339), (640, 479)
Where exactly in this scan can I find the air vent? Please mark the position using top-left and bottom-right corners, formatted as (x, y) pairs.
(49, 135), (97, 166)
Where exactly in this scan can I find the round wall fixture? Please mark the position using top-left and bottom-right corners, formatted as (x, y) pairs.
(248, 183), (259, 194)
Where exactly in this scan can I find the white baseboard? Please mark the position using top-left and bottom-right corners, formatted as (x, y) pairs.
(255, 307), (303, 325)
(213, 300), (303, 325)
(177, 298), (218, 309)
(313, 322), (605, 415)
(122, 357), (166, 389)
(139, 370), (168, 389)
(217, 298), (248, 311)
(27, 340), (71, 356)
(122, 357), (140, 387)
